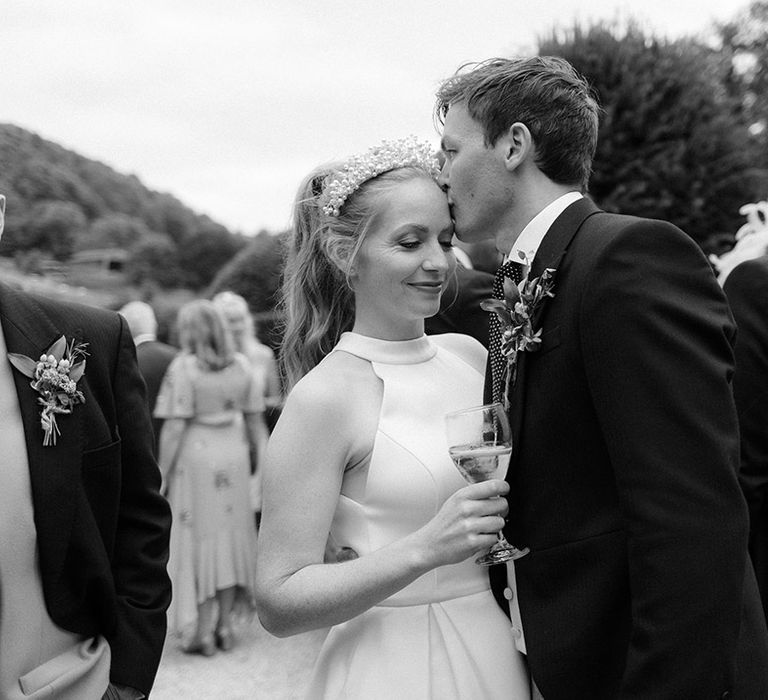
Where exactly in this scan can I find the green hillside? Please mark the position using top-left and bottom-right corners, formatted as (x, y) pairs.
(0, 123), (246, 290)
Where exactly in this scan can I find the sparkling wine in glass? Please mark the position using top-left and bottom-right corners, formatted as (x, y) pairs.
(445, 403), (530, 565)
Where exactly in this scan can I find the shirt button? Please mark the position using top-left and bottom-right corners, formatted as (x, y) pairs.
(503, 587), (514, 601)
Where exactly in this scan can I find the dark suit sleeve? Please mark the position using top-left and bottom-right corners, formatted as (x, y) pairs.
(425, 267), (494, 344)
(724, 259), (768, 520)
(723, 259), (768, 623)
(107, 317), (172, 694)
(580, 222), (748, 696)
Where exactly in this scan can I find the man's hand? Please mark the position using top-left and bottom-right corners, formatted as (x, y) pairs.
(102, 683), (145, 700)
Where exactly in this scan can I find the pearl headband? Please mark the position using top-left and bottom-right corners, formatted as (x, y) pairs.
(321, 136), (440, 217)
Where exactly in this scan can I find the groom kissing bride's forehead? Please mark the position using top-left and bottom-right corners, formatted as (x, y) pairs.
(435, 55), (768, 699)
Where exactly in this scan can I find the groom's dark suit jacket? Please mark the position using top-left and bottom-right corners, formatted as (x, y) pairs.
(0, 283), (172, 696)
(425, 264), (494, 344)
(487, 198), (768, 699)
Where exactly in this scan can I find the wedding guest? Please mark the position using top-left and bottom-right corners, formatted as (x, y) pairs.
(435, 55), (768, 698)
(212, 290), (279, 516)
(0, 193), (171, 699)
(425, 246), (494, 344)
(723, 255), (768, 622)
(710, 200), (768, 285)
(118, 300), (177, 456)
(212, 291), (282, 414)
(256, 138), (530, 698)
(155, 299), (266, 655)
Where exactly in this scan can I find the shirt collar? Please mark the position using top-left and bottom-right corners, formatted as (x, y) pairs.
(507, 191), (582, 265)
(132, 333), (156, 347)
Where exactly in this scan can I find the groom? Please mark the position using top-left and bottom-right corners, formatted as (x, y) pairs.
(436, 57), (768, 698)
(0, 195), (171, 699)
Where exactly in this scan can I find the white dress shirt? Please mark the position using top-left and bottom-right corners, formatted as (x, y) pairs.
(508, 191), (583, 265)
(501, 191), (582, 655)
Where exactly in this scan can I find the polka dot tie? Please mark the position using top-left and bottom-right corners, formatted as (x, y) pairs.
(489, 260), (524, 404)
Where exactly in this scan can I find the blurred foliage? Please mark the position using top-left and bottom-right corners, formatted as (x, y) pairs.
(178, 224), (246, 289)
(0, 123), (245, 287)
(718, 2), (768, 175)
(80, 212), (154, 251)
(125, 236), (187, 289)
(539, 19), (768, 253)
(207, 230), (286, 349)
(12, 200), (87, 261)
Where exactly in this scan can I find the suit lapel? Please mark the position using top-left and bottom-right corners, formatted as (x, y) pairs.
(0, 283), (82, 576)
(507, 197), (601, 446)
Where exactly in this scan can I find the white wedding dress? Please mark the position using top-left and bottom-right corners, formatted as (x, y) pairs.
(304, 332), (529, 700)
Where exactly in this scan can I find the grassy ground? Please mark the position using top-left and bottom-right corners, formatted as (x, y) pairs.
(152, 617), (327, 699)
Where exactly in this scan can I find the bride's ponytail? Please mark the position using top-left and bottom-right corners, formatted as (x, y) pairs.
(279, 166), (356, 391)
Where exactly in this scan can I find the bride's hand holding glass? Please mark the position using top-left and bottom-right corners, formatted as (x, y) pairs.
(445, 403), (530, 565)
(411, 479), (510, 568)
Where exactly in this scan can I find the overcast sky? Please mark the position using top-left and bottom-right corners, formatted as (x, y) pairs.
(2, 0), (750, 235)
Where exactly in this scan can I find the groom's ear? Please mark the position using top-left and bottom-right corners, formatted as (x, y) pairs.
(500, 122), (532, 173)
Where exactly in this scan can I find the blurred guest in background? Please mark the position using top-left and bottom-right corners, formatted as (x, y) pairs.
(119, 300), (177, 457)
(155, 300), (266, 656)
(212, 291), (280, 517)
(212, 291), (282, 412)
(425, 246), (494, 344)
(723, 255), (768, 623)
(710, 200), (768, 285)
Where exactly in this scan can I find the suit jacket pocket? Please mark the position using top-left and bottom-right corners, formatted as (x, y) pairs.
(535, 325), (561, 357)
(81, 440), (122, 558)
(19, 636), (110, 697)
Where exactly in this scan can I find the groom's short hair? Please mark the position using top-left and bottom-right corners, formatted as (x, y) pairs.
(435, 56), (600, 190)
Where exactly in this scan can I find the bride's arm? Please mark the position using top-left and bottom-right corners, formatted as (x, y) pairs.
(254, 363), (507, 638)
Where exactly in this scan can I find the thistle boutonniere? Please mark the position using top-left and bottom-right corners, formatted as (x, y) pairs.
(481, 255), (556, 406)
(8, 335), (88, 446)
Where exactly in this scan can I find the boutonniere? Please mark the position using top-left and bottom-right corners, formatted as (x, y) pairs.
(481, 260), (556, 406)
(8, 336), (88, 446)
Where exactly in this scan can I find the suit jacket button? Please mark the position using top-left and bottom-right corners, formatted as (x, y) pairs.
(503, 587), (514, 601)
(721, 692), (731, 699)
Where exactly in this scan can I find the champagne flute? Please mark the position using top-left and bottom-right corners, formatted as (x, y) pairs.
(445, 403), (530, 565)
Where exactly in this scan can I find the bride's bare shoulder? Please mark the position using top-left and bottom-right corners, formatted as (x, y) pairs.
(284, 350), (378, 419)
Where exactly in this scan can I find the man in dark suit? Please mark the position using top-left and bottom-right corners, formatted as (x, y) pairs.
(119, 300), (177, 456)
(436, 56), (768, 698)
(425, 249), (494, 344)
(723, 255), (768, 623)
(0, 195), (171, 699)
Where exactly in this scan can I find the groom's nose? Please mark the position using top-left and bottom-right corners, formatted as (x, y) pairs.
(437, 159), (449, 191)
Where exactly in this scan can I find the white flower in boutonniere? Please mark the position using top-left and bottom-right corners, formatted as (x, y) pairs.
(481, 263), (556, 407)
(8, 335), (88, 446)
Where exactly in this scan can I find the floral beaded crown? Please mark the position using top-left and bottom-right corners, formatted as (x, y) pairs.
(321, 136), (441, 217)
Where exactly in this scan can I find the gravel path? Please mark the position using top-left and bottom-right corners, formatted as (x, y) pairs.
(151, 618), (327, 699)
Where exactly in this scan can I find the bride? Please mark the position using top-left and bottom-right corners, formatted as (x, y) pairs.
(255, 137), (530, 699)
